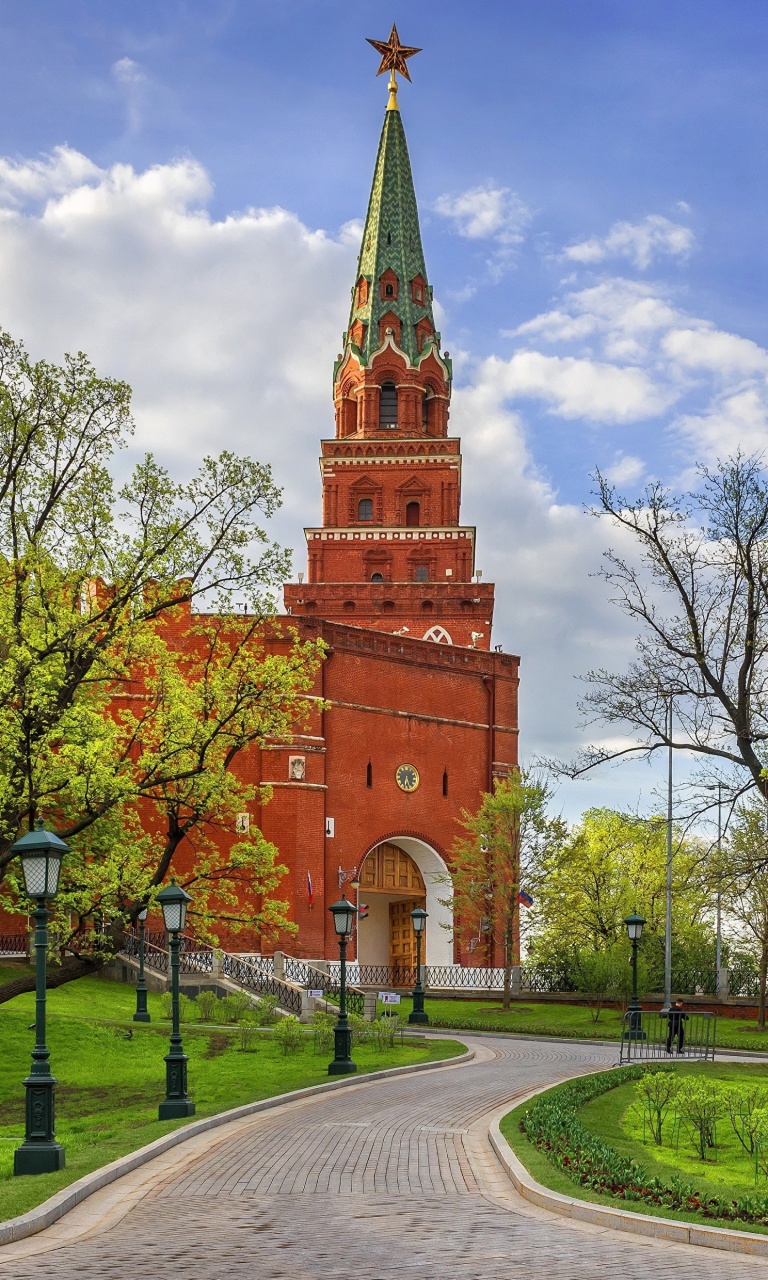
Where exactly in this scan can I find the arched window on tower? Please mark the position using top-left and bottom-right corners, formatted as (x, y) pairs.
(379, 382), (398, 429)
(366, 761), (373, 788)
(414, 565), (429, 583)
(442, 769), (449, 797)
(358, 497), (374, 521)
(406, 501), (420, 527)
(370, 571), (384, 583)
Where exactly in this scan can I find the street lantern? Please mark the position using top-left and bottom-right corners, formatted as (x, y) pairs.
(13, 818), (69, 1176)
(16, 819), (68, 899)
(157, 881), (195, 1120)
(157, 880), (192, 934)
(408, 906), (429, 1025)
(624, 910), (647, 1042)
(133, 906), (151, 1024)
(328, 897), (357, 1076)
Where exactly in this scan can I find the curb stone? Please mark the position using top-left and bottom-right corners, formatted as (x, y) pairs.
(489, 1080), (768, 1258)
(0, 1045), (474, 1248)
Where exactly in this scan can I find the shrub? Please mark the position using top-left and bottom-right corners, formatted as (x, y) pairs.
(161, 991), (195, 1022)
(671, 1079), (726, 1160)
(238, 1018), (259, 1052)
(348, 1012), (370, 1046)
(371, 1015), (400, 1050)
(312, 1010), (336, 1053)
(725, 1086), (768, 1156)
(633, 1068), (678, 1145)
(273, 1014), (305, 1055)
(194, 989), (220, 1023)
(253, 994), (279, 1026)
(220, 990), (255, 1024)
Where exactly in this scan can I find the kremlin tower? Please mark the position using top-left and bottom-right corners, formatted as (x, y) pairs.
(285, 28), (495, 650)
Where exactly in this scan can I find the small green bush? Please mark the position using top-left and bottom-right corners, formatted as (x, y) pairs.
(238, 1018), (259, 1052)
(633, 1068), (678, 1145)
(220, 990), (255, 1024)
(273, 1014), (305, 1055)
(312, 1010), (335, 1053)
(194, 989), (220, 1022)
(161, 991), (195, 1022)
(253, 994), (279, 1026)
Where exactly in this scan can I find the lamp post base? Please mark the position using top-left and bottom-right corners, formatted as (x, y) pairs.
(133, 984), (151, 1023)
(408, 983), (429, 1025)
(158, 1097), (196, 1120)
(14, 1141), (66, 1176)
(408, 1008), (429, 1025)
(328, 1024), (357, 1075)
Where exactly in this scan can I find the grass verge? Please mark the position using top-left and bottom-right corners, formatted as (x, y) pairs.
(500, 1062), (768, 1236)
(406, 995), (768, 1052)
(0, 980), (465, 1224)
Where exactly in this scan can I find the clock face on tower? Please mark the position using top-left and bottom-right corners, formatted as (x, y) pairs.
(395, 764), (420, 793)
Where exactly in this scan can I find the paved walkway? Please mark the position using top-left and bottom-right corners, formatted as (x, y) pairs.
(2, 1036), (766, 1279)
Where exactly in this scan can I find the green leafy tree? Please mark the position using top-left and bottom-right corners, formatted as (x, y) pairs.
(724, 803), (768, 1028)
(0, 329), (322, 1001)
(449, 772), (566, 1009)
(528, 809), (714, 990)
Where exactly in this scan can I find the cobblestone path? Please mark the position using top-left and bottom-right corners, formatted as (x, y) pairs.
(2, 1036), (765, 1280)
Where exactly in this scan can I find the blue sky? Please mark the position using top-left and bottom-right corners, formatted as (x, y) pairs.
(0, 1), (766, 822)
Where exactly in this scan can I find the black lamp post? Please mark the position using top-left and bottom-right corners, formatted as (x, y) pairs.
(328, 896), (357, 1075)
(624, 910), (647, 1040)
(157, 881), (195, 1119)
(133, 907), (151, 1023)
(13, 818), (69, 1176)
(408, 906), (429, 1025)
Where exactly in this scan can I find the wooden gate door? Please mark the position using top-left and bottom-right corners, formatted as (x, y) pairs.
(389, 898), (421, 972)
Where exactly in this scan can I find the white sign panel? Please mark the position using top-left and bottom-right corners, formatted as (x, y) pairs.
(307, 989), (324, 999)
(325, 817), (335, 838)
(378, 992), (401, 1005)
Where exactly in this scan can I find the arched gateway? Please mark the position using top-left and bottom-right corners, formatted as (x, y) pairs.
(356, 837), (453, 968)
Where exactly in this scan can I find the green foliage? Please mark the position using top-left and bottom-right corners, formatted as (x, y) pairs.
(238, 1019), (259, 1052)
(194, 990), (220, 1022)
(725, 1086), (768, 1157)
(573, 946), (635, 1020)
(528, 808), (714, 988)
(160, 991), (195, 1022)
(0, 327), (323, 988)
(520, 1066), (768, 1225)
(253, 994), (279, 1027)
(272, 1014), (305, 1055)
(449, 772), (565, 1002)
(671, 1078), (726, 1160)
(219, 990), (255, 1024)
(311, 1010), (336, 1053)
(634, 1069), (679, 1145)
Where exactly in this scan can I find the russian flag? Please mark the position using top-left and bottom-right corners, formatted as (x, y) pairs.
(518, 889), (533, 908)
(307, 870), (313, 910)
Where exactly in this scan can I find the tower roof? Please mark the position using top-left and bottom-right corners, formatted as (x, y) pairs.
(347, 95), (436, 367)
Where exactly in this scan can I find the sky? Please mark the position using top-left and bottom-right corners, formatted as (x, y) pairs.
(0, 0), (767, 823)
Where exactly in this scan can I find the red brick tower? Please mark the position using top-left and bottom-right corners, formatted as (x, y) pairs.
(284, 59), (495, 650)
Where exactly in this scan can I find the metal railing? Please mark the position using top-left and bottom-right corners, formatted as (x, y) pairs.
(619, 1009), (717, 1063)
(222, 953), (302, 1015)
(285, 956), (365, 1017)
(0, 933), (27, 956)
(669, 967), (717, 996)
(328, 962), (418, 989)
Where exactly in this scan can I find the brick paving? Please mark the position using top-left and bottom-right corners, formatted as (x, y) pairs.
(2, 1036), (767, 1279)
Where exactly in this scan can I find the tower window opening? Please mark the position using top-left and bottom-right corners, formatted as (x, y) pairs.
(358, 497), (374, 521)
(442, 769), (448, 797)
(414, 565), (429, 583)
(382, 600), (395, 613)
(386, 231), (392, 245)
(366, 761), (373, 788)
(385, 283), (394, 297)
(421, 599), (434, 612)
(379, 382), (398, 429)
(370, 571), (384, 583)
(344, 600), (355, 612)
(406, 501), (420, 527)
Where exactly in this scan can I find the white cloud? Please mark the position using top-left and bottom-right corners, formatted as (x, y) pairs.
(563, 214), (695, 271)
(662, 326), (768, 376)
(112, 57), (146, 86)
(433, 183), (530, 245)
(0, 145), (103, 207)
(480, 350), (671, 423)
(604, 455), (646, 487)
(0, 148), (357, 536)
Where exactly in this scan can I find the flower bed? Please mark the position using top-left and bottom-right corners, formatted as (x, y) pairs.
(520, 1066), (768, 1226)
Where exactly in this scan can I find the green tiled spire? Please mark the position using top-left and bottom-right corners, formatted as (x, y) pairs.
(348, 103), (436, 366)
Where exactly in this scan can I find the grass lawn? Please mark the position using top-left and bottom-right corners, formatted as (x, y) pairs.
(0, 977), (465, 1224)
(500, 1061), (768, 1235)
(410, 995), (768, 1053)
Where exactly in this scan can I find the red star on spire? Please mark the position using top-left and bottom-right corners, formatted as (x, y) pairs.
(366, 24), (422, 83)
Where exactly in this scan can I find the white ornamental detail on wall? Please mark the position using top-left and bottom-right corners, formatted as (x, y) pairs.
(288, 755), (306, 780)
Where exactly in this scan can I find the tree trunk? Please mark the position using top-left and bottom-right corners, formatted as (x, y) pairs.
(759, 939), (768, 1031)
(0, 950), (107, 1006)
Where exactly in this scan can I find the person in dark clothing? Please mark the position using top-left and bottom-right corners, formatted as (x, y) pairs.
(665, 1000), (688, 1053)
